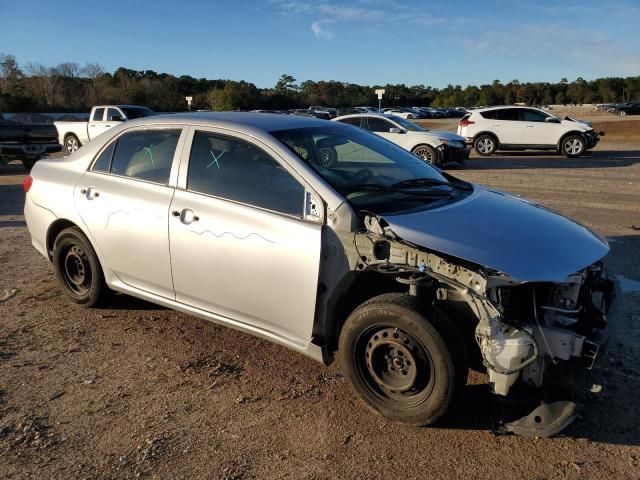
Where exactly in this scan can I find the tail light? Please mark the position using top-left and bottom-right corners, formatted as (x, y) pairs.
(22, 175), (33, 193)
(458, 119), (475, 127)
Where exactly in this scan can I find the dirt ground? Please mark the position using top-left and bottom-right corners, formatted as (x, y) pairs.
(1, 108), (640, 479)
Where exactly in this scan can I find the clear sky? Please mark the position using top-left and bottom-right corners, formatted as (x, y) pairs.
(1, 0), (638, 88)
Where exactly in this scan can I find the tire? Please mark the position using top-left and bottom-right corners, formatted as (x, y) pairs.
(619, 110), (626, 117)
(338, 293), (468, 426)
(474, 134), (497, 156)
(412, 144), (439, 165)
(317, 145), (338, 167)
(53, 227), (107, 307)
(560, 134), (585, 158)
(64, 134), (81, 154)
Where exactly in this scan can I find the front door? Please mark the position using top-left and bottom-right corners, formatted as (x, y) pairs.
(519, 109), (558, 146)
(74, 127), (184, 298)
(169, 129), (322, 347)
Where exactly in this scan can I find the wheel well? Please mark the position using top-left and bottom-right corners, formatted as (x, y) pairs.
(473, 131), (500, 146)
(46, 219), (78, 259)
(557, 131), (585, 149)
(319, 271), (414, 353)
(411, 143), (436, 152)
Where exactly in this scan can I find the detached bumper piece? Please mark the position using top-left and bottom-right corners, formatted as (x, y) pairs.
(439, 144), (470, 164)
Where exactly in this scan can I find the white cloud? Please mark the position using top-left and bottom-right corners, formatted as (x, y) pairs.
(310, 20), (334, 40)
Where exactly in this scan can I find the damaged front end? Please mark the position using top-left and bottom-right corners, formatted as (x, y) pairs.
(353, 214), (621, 437)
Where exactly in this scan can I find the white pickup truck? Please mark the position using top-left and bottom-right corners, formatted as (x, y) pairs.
(54, 105), (155, 154)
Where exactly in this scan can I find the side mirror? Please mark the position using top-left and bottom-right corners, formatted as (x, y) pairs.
(545, 117), (560, 123)
(110, 115), (124, 122)
(389, 127), (405, 134)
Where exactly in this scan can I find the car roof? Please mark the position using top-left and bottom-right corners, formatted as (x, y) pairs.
(124, 111), (331, 133)
(473, 105), (540, 112)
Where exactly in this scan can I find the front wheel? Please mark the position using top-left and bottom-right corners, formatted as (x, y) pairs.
(53, 227), (107, 307)
(64, 134), (81, 154)
(412, 144), (439, 165)
(338, 294), (467, 426)
(561, 135), (585, 158)
(618, 110), (626, 117)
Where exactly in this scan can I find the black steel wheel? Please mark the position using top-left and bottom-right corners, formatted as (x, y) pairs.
(53, 226), (107, 306)
(339, 293), (467, 425)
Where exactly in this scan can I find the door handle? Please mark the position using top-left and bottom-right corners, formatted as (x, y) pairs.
(80, 187), (99, 199)
(173, 208), (199, 224)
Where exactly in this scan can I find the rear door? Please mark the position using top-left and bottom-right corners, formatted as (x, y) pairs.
(169, 128), (322, 347)
(492, 108), (522, 145)
(87, 108), (106, 140)
(74, 126), (185, 298)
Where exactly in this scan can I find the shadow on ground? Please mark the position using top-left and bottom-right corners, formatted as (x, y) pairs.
(451, 150), (640, 170)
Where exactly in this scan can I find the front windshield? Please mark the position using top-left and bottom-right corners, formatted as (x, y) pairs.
(121, 107), (156, 119)
(391, 116), (426, 132)
(270, 125), (469, 214)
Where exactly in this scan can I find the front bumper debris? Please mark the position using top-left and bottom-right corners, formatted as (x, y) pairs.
(492, 275), (622, 437)
(439, 144), (470, 163)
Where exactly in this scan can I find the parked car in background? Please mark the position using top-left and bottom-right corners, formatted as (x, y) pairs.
(335, 113), (469, 166)
(382, 107), (419, 119)
(0, 113), (61, 169)
(24, 111), (620, 437)
(611, 102), (640, 116)
(289, 109), (331, 120)
(54, 105), (156, 154)
(309, 106), (338, 118)
(458, 106), (600, 157)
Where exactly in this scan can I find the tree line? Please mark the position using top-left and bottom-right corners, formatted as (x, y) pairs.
(1, 53), (639, 113)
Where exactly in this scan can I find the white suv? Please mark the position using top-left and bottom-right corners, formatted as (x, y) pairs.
(457, 106), (600, 158)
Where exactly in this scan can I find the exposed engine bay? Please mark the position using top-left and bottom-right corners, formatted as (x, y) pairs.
(350, 214), (619, 437)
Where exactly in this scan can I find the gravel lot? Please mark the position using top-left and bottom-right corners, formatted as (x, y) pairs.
(1, 108), (639, 479)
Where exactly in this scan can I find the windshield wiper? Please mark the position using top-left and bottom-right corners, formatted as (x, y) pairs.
(390, 177), (472, 192)
(341, 183), (453, 198)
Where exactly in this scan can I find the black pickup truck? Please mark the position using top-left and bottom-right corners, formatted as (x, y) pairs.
(0, 113), (62, 169)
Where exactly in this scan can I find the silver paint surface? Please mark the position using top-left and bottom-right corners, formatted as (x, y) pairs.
(383, 186), (609, 282)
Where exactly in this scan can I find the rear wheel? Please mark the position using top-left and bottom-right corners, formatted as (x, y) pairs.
(412, 144), (439, 165)
(474, 134), (497, 156)
(64, 134), (81, 154)
(53, 227), (107, 307)
(560, 135), (585, 158)
(339, 294), (467, 426)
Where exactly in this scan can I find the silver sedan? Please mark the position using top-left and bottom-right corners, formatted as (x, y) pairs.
(24, 112), (620, 436)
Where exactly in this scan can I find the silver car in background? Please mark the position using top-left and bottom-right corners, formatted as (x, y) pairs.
(24, 113), (620, 437)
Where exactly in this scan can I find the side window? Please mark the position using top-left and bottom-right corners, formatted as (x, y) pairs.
(187, 131), (305, 217)
(110, 129), (180, 184)
(339, 118), (361, 127)
(522, 109), (548, 122)
(367, 118), (393, 133)
(92, 108), (105, 122)
(480, 110), (497, 119)
(106, 108), (123, 121)
(91, 141), (116, 172)
(496, 108), (519, 121)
